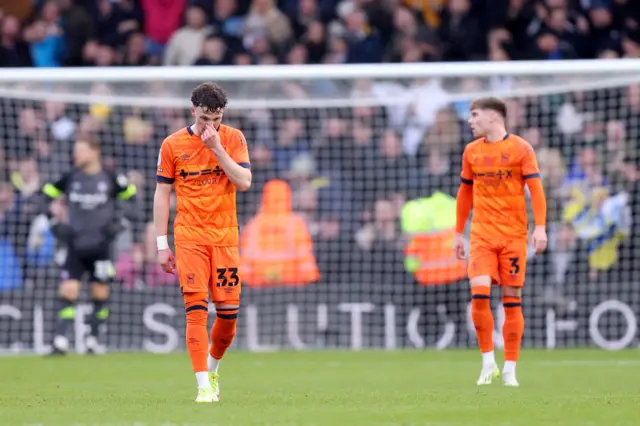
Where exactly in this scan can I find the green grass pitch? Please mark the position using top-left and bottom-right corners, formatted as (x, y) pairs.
(1, 350), (639, 426)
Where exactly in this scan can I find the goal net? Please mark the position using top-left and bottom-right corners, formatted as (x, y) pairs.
(0, 60), (638, 354)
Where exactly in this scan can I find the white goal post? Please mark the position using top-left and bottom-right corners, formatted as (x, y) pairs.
(0, 59), (639, 354)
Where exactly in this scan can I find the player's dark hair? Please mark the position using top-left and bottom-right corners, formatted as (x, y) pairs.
(191, 82), (228, 113)
(470, 97), (507, 119)
(77, 135), (101, 152)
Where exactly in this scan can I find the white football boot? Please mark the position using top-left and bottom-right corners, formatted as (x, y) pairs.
(476, 363), (500, 386)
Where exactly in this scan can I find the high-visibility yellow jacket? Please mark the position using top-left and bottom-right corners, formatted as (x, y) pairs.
(402, 192), (467, 286)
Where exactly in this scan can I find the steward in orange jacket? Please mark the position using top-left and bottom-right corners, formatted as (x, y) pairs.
(240, 180), (319, 286)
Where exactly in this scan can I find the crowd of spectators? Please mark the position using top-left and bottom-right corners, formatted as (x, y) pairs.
(1, 0), (639, 69)
(0, 0), (639, 311)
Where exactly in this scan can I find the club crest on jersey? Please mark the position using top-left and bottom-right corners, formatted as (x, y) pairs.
(501, 153), (510, 164)
(187, 274), (194, 284)
(180, 154), (190, 161)
(98, 181), (108, 193)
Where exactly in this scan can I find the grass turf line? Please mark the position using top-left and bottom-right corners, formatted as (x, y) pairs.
(1, 350), (639, 426)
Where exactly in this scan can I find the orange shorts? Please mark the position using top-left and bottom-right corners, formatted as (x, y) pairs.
(468, 237), (528, 287)
(175, 244), (241, 304)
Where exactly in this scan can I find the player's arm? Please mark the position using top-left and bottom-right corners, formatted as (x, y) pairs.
(526, 179), (546, 228)
(521, 146), (547, 228)
(215, 150), (251, 191)
(154, 179), (176, 274)
(111, 172), (142, 241)
(456, 148), (474, 235)
(522, 144), (548, 253)
(112, 173), (137, 201)
(154, 182), (172, 242)
(42, 173), (70, 199)
(454, 148), (473, 259)
(40, 173), (72, 242)
(209, 128), (252, 192)
(154, 140), (175, 251)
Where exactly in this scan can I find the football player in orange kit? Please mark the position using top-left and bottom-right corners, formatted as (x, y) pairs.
(454, 97), (547, 387)
(154, 82), (251, 403)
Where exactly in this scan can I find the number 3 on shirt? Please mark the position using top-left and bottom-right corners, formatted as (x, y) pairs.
(508, 257), (520, 275)
(216, 268), (240, 287)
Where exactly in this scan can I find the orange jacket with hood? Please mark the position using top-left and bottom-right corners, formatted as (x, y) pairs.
(240, 180), (319, 286)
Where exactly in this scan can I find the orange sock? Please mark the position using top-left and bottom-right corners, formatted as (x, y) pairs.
(471, 286), (494, 353)
(184, 292), (209, 373)
(210, 307), (238, 361)
(502, 296), (524, 362)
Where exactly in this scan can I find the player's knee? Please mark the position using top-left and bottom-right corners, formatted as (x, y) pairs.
(212, 303), (238, 348)
(215, 301), (239, 318)
(184, 291), (209, 306)
(215, 301), (239, 310)
(184, 292), (209, 325)
(59, 280), (80, 300)
(502, 286), (522, 298)
(90, 282), (110, 301)
(470, 275), (492, 288)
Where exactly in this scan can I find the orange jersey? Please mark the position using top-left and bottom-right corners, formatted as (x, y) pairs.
(460, 133), (540, 239)
(156, 125), (250, 246)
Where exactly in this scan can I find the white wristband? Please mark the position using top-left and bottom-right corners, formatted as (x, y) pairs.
(157, 235), (169, 251)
